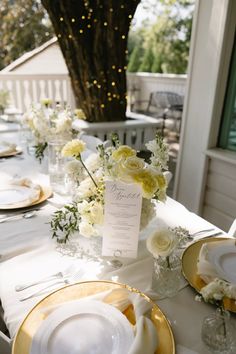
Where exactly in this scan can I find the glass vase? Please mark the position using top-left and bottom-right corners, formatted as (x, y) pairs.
(48, 139), (68, 195)
(151, 252), (182, 299)
(201, 307), (236, 353)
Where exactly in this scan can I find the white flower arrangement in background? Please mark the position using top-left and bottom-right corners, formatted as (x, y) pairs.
(196, 278), (236, 305)
(22, 101), (75, 162)
(51, 133), (169, 243)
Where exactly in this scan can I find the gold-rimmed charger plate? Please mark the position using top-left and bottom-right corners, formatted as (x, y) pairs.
(182, 237), (236, 312)
(12, 280), (175, 354)
(0, 185), (52, 210)
(0, 146), (22, 157)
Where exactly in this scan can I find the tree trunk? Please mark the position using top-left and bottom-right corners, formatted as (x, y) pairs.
(42, 0), (140, 122)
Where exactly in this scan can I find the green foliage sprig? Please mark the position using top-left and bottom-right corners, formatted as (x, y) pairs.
(34, 142), (48, 163)
(51, 203), (80, 243)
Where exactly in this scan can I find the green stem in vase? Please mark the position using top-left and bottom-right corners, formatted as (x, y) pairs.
(219, 304), (227, 337)
(166, 255), (171, 269)
(77, 155), (98, 188)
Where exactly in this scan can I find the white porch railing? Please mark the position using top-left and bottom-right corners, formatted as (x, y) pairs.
(0, 73), (76, 112)
(0, 72), (187, 113)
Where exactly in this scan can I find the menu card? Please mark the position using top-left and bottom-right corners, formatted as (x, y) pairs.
(102, 180), (142, 258)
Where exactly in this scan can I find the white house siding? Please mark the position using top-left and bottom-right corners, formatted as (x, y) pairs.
(7, 43), (68, 74)
(202, 157), (236, 231)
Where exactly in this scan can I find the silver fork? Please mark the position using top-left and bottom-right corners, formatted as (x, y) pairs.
(19, 268), (83, 301)
(15, 263), (78, 292)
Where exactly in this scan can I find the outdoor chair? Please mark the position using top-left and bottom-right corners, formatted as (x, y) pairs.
(146, 91), (184, 135)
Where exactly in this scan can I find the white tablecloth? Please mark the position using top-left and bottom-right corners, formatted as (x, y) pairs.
(0, 125), (234, 354)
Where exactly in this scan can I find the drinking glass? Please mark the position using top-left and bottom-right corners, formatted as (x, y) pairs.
(48, 139), (68, 195)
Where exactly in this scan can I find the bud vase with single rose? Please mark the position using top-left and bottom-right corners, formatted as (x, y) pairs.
(151, 251), (182, 299)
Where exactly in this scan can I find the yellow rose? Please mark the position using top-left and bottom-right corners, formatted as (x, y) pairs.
(146, 229), (178, 258)
(156, 174), (167, 190)
(112, 145), (136, 161)
(61, 139), (86, 157)
(118, 156), (145, 182)
(132, 169), (157, 199)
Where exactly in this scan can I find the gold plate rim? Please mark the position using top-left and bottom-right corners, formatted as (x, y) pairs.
(0, 185), (52, 210)
(0, 147), (22, 158)
(12, 280), (175, 354)
(182, 237), (236, 312)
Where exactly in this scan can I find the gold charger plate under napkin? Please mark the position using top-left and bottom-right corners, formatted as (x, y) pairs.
(182, 237), (236, 312)
(12, 280), (175, 354)
(0, 185), (52, 210)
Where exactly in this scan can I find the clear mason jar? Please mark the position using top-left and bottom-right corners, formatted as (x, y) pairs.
(151, 252), (182, 299)
(201, 307), (236, 353)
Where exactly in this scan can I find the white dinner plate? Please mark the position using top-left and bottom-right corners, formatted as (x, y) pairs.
(0, 185), (38, 208)
(30, 299), (134, 354)
(208, 244), (236, 283)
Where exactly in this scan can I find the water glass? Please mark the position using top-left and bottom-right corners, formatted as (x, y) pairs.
(48, 140), (68, 194)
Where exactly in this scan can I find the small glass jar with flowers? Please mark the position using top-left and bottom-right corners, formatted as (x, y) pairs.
(146, 228), (188, 299)
(196, 278), (236, 353)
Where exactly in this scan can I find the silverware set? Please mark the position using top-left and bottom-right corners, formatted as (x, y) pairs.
(0, 210), (37, 223)
(15, 264), (83, 301)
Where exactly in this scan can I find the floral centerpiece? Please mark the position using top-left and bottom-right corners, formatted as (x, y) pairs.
(196, 278), (236, 352)
(51, 133), (169, 244)
(22, 101), (76, 162)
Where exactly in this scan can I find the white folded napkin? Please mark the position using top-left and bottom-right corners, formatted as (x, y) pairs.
(10, 177), (41, 205)
(40, 287), (158, 354)
(197, 239), (235, 283)
(0, 141), (17, 155)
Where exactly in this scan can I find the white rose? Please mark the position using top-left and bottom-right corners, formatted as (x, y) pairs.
(146, 229), (178, 258)
(79, 221), (97, 238)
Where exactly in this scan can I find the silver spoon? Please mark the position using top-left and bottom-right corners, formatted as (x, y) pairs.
(0, 210), (37, 223)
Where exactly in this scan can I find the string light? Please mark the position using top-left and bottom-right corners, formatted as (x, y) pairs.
(68, 34), (72, 39)
(60, 17), (64, 21)
(82, 15), (85, 19)
(118, 69), (122, 73)
(104, 22), (108, 26)
(112, 65), (116, 69)
(71, 18), (75, 22)
(57, 34), (61, 38)
(93, 80), (97, 84)
(121, 35), (126, 39)
(79, 29), (83, 34)
(101, 104), (105, 108)
(87, 24), (91, 28)
(111, 82), (115, 86)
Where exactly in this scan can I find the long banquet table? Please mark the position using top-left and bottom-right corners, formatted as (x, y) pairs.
(0, 122), (235, 354)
